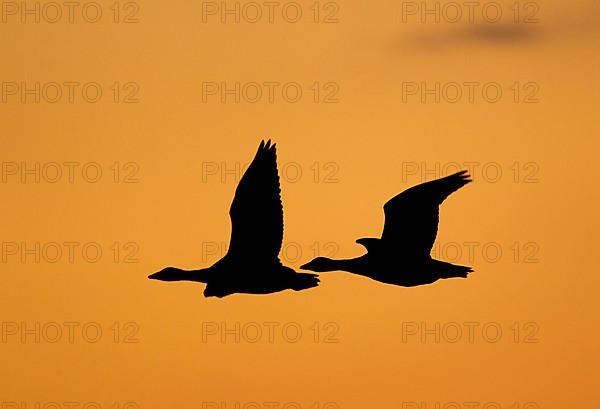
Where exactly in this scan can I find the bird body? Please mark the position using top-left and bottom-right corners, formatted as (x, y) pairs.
(301, 171), (473, 287)
(149, 140), (319, 297)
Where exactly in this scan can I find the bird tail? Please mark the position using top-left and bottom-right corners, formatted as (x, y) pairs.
(430, 259), (473, 279)
(291, 273), (320, 291)
(356, 237), (380, 252)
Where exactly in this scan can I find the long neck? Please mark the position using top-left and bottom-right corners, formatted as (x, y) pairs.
(321, 257), (364, 274)
(170, 267), (211, 283)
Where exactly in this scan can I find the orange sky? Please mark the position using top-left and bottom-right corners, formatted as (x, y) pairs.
(1, 0), (599, 408)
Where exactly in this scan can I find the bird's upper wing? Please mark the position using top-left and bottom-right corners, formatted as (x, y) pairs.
(226, 140), (284, 264)
(381, 171), (472, 257)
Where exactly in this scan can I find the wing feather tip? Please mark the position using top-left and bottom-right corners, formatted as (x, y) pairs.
(255, 139), (279, 161)
(453, 170), (472, 184)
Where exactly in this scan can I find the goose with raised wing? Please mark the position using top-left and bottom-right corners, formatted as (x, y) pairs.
(149, 140), (319, 297)
(301, 171), (473, 286)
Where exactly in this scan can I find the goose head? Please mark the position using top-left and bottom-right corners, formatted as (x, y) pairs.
(300, 257), (337, 272)
(148, 267), (186, 281)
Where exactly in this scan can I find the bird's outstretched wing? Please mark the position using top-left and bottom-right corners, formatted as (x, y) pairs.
(381, 171), (472, 257)
(226, 140), (284, 264)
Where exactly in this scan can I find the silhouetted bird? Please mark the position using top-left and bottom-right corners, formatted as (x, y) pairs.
(301, 171), (473, 287)
(149, 140), (319, 297)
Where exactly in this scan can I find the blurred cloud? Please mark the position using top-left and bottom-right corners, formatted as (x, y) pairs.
(407, 24), (540, 50)
(397, 0), (600, 51)
(463, 24), (539, 43)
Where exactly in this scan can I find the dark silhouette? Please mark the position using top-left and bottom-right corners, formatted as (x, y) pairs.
(149, 140), (319, 297)
(301, 171), (473, 287)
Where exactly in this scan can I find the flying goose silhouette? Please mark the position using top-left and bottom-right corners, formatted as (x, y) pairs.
(300, 171), (473, 286)
(149, 140), (319, 297)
